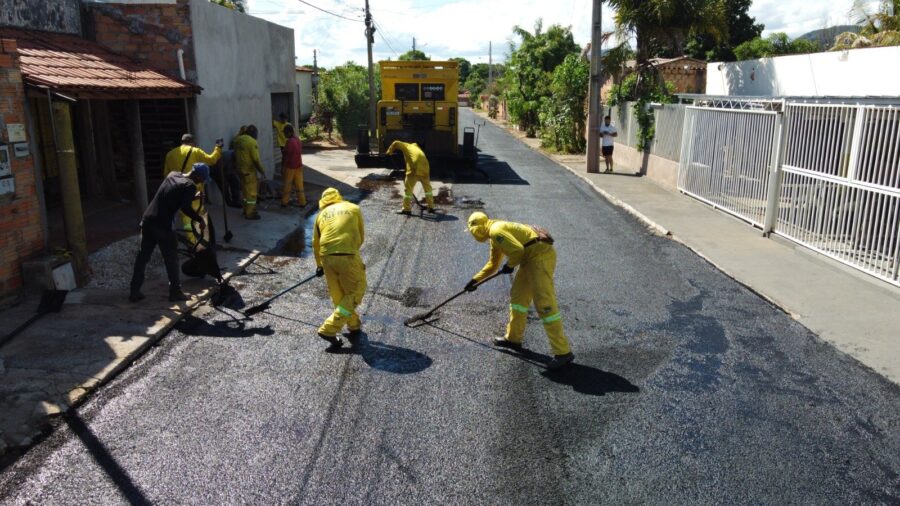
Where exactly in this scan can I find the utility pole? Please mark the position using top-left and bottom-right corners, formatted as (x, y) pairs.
(364, 0), (376, 142)
(413, 37), (416, 52)
(488, 41), (493, 88)
(312, 49), (319, 109)
(586, 0), (603, 173)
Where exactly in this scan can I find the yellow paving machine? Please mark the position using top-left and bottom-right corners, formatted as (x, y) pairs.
(355, 60), (477, 170)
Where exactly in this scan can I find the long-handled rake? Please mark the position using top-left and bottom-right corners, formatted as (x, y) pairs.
(403, 271), (504, 327)
(243, 272), (318, 316)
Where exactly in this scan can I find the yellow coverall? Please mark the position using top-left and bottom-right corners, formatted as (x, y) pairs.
(280, 137), (306, 206)
(162, 144), (221, 243)
(468, 213), (571, 356)
(386, 141), (434, 212)
(273, 120), (292, 149)
(314, 188), (367, 337)
(233, 134), (265, 218)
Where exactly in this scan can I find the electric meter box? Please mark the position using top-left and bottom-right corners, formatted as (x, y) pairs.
(0, 145), (10, 177)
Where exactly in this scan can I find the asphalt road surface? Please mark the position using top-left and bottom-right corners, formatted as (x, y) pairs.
(1, 109), (898, 505)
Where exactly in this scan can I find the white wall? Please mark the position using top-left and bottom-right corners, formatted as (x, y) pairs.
(295, 71), (313, 122)
(706, 45), (900, 97)
(189, 0), (296, 176)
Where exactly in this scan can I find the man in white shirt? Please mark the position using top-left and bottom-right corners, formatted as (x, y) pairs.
(599, 115), (618, 173)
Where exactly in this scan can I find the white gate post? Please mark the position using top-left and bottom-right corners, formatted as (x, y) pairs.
(763, 110), (786, 235)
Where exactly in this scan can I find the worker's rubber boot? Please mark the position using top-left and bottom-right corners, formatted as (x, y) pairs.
(546, 352), (574, 370)
(129, 290), (145, 303)
(345, 328), (363, 343)
(318, 331), (343, 348)
(169, 288), (189, 302)
(492, 337), (522, 350)
(245, 212), (261, 220)
(426, 207), (436, 213)
(395, 210), (411, 216)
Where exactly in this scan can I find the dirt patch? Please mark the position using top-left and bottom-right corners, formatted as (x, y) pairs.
(356, 174), (399, 193)
(434, 186), (454, 205)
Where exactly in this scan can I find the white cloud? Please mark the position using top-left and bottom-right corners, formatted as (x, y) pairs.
(247, 0), (616, 68)
(247, 0), (877, 68)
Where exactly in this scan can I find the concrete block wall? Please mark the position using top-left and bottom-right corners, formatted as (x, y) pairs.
(0, 0), (82, 35)
(0, 39), (45, 298)
(83, 0), (196, 81)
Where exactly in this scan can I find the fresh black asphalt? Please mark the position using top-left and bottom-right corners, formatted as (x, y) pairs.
(1, 108), (898, 505)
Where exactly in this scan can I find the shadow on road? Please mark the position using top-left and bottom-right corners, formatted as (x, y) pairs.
(541, 365), (640, 397)
(328, 332), (432, 374)
(63, 412), (151, 506)
(419, 321), (549, 368)
(175, 314), (274, 338)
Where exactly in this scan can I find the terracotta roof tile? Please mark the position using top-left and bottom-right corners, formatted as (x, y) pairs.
(0, 27), (200, 99)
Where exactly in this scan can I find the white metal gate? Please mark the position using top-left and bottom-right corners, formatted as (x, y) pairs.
(678, 106), (778, 227)
(775, 104), (900, 286)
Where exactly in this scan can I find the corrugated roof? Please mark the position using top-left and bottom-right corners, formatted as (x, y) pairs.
(0, 27), (200, 99)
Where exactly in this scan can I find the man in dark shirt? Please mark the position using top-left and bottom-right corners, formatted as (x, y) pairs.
(129, 163), (209, 303)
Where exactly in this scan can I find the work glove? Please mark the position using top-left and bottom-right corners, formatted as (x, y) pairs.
(315, 267), (325, 277)
(464, 279), (478, 292)
(500, 263), (514, 274)
(215, 138), (224, 148)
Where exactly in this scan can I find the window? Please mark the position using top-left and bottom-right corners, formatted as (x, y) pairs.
(395, 83), (419, 101)
(422, 84), (445, 101)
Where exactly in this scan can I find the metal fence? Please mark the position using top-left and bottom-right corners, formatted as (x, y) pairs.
(776, 104), (900, 285)
(609, 102), (640, 149)
(652, 104), (687, 161)
(678, 106), (778, 227)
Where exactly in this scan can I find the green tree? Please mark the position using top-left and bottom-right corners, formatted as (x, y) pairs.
(505, 20), (580, 137)
(733, 32), (820, 60)
(606, 0), (727, 150)
(463, 63), (505, 95)
(686, 0), (762, 61)
(852, 0), (900, 36)
(448, 57), (471, 87)
(317, 62), (381, 141)
(539, 54), (590, 153)
(399, 50), (430, 61)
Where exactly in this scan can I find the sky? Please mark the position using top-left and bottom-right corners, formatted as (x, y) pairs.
(244, 0), (879, 68)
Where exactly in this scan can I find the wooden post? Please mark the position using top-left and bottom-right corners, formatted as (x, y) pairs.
(586, 0), (603, 173)
(76, 101), (102, 199)
(50, 99), (90, 285)
(127, 100), (148, 218)
(91, 100), (121, 201)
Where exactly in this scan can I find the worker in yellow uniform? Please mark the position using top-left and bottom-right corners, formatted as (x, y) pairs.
(162, 133), (223, 243)
(273, 112), (292, 154)
(465, 211), (574, 370)
(386, 140), (435, 215)
(313, 187), (366, 348)
(232, 124), (267, 220)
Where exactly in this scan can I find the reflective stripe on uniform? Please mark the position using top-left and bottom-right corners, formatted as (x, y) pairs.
(244, 199), (256, 204)
(424, 192), (433, 197)
(404, 193), (414, 198)
(510, 303), (529, 313)
(542, 312), (562, 324)
(335, 305), (352, 317)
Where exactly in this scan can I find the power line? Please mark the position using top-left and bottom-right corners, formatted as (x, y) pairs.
(372, 18), (397, 55)
(296, 0), (362, 22)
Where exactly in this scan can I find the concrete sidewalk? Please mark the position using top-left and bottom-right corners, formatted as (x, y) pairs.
(0, 149), (378, 461)
(476, 111), (900, 384)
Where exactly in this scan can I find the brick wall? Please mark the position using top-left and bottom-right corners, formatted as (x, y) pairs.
(0, 38), (44, 298)
(83, 0), (196, 81)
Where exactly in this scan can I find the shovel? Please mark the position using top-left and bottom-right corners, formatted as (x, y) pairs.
(217, 159), (234, 242)
(0, 289), (68, 347)
(243, 272), (318, 316)
(403, 271), (504, 327)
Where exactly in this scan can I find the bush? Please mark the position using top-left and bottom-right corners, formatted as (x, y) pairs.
(538, 54), (590, 153)
(317, 62), (381, 142)
(299, 123), (323, 143)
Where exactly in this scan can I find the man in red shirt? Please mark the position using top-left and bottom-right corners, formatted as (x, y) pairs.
(280, 124), (306, 207)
